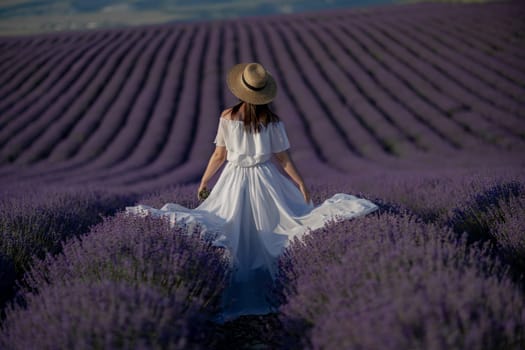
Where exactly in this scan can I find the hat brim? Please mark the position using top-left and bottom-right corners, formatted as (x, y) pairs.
(226, 63), (277, 105)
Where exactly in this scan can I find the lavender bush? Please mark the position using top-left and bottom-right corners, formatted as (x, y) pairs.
(0, 253), (15, 310)
(492, 194), (525, 274)
(274, 212), (525, 349)
(0, 279), (203, 350)
(137, 183), (200, 210)
(0, 183), (135, 316)
(444, 180), (525, 277)
(311, 171), (525, 274)
(448, 181), (523, 241)
(1, 212), (231, 348)
(18, 212), (230, 313)
(347, 168), (525, 225)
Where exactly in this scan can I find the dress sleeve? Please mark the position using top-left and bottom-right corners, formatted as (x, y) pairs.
(213, 119), (226, 146)
(270, 121), (290, 153)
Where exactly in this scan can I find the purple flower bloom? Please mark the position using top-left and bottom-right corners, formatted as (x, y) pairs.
(274, 212), (525, 349)
(0, 183), (135, 314)
(1, 279), (202, 349)
(1, 211), (231, 348)
(19, 212), (230, 313)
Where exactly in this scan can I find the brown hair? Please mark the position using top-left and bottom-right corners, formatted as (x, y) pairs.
(231, 101), (280, 133)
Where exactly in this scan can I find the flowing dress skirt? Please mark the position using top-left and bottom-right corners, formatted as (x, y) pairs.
(125, 160), (378, 322)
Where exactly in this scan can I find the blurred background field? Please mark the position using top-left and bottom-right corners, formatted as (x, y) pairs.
(0, 0), (524, 348)
(0, 0), (523, 192)
(0, 0), (503, 37)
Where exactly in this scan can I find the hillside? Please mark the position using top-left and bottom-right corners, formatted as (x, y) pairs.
(0, 0), (524, 193)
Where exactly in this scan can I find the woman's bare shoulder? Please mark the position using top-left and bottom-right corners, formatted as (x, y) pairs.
(220, 108), (233, 119)
(221, 107), (245, 121)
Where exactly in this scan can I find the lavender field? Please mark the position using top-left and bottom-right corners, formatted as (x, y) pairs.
(1, 0), (524, 348)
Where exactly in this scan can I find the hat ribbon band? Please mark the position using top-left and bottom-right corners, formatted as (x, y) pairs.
(242, 73), (267, 91)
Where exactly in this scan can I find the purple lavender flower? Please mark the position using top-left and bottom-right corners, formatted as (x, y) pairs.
(0, 279), (204, 349)
(0, 183), (135, 315)
(1, 212), (231, 348)
(274, 212), (525, 349)
(19, 211), (230, 314)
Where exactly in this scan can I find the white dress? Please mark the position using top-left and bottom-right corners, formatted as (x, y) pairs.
(125, 117), (379, 323)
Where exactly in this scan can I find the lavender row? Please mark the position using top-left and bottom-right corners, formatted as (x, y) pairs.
(350, 21), (478, 146)
(383, 16), (524, 145)
(0, 0), (523, 191)
(79, 26), (214, 191)
(46, 30), (147, 166)
(286, 19), (410, 161)
(55, 30), (158, 168)
(0, 39), (72, 109)
(25, 27), (205, 188)
(1, 28), (149, 168)
(426, 11), (525, 89)
(339, 20), (484, 150)
(399, 21), (523, 146)
(1, 280), (204, 350)
(0, 211), (231, 349)
(273, 212), (525, 349)
(337, 11), (522, 149)
(0, 34), (79, 101)
(0, 32), (121, 163)
(16, 31), (131, 165)
(0, 30), (158, 185)
(275, 21), (386, 158)
(0, 183), (136, 318)
(0, 36), (96, 131)
(257, 23), (361, 171)
(83, 30), (174, 170)
(78, 29), (191, 178)
(448, 183), (525, 274)
(406, 17), (525, 117)
(110, 26), (212, 185)
(331, 168), (525, 274)
(305, 18), (455, 155)
(297, 20), (398, 160)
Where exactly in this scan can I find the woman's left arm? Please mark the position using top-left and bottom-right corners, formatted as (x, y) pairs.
(198, 146), (227, 197)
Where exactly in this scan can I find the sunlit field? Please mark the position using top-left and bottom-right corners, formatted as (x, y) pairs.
(1, 0), (524, 348)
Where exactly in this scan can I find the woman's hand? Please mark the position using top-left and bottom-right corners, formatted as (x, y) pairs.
(198, 146), (226, 200)
(299, 183), (311, 204)
(197, 183), (209, 200)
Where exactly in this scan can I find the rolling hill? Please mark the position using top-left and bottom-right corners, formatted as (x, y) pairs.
(0, 0), (523, 193)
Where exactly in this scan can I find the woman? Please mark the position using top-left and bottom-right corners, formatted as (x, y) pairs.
(126, 62), (378, 323)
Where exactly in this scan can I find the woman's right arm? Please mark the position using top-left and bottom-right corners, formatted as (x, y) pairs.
(198, 146), (227, 198)
(274, 150), (311, 203)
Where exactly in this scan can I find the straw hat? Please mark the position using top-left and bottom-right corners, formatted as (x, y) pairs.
(226, 62), (277, 105)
